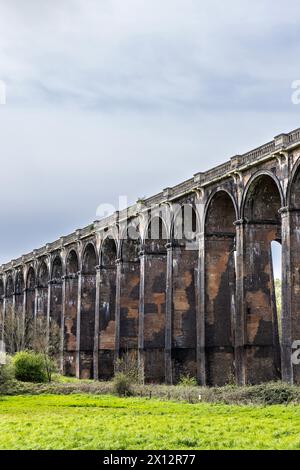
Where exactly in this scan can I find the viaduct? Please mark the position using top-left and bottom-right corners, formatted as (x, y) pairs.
(1, 128), (300, 386)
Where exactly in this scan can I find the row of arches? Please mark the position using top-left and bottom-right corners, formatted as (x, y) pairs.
(1, 167), (300, 384)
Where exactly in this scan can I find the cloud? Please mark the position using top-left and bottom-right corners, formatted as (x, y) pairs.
(0, 0), (298, 268)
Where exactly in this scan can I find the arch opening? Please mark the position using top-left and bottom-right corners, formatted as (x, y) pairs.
(64, 249), (79, 376)
(205, 191), (236, 386)
(287, 164), (300, 383)
(36, 261), (49, 326)
(119, 223), (141, 369)
(243, 175), (282, 384)
(66, 250), (79, 275)
(172, 204), (198, 382)
(0, 278), (4, 341)
(24, 267), (36, 349)
(98, 236), (117, 380)
(79, 244), (97, 379)
(143, 215), (167, 383)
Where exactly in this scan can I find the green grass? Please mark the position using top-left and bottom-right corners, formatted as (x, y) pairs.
(0, 394), (300, 450)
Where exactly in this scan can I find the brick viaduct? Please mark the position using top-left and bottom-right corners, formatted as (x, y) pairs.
(2, 128), (300, 386)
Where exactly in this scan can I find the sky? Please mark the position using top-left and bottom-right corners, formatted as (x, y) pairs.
(0, 0), (298, 277)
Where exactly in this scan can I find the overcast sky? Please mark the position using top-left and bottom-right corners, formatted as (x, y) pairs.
(0, 0), (298, 277)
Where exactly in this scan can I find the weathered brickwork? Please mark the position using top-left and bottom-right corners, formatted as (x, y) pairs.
(3, 128), (300, 385)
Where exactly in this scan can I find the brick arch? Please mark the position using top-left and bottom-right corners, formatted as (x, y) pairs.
(100, 235), (117, 267)
(5, 274), (14, 297)
(51, 255), (63, 280)
(82, 243), (97, 274)
(63, 248), (80, 377)
(66, 249), (79, 275)
(26, 266), (36, 289)
(15, 269), (24, 295)
(97, 234), (118, 380)
(142, 210), (168, 383)
(284, 158), (300, 383)
(49, 255), (63, 346)
(172, 203), (200, 243)
(241, 172), (282, 384)
(79, 242), (97, 379)
(242, 171), (284, 221)
(204, 190), (236, 386)
(120, 221), (141, 263)
(171, 203), (199, 382)
(119, 221), (141, 365)
(36, 260), (49, 323)
(0, 277), (4, 297)
(288, 159), (300, 209)
(25, 266), (36, 347)
(0, 277), (4, 337)
(37, 260), (49, 287)
(142, 207), (170, 245)
(14, 269), (25, 327)
(205, 189), (238, 234)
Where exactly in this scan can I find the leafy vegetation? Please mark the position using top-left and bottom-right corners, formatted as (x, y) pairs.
(13, 351), (49, 383)
(0, 394), (300, 450)
(0, 355), (14, 386)
(113, 372), (132, 396)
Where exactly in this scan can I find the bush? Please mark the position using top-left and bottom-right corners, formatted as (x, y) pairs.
(13, 351), (48, 383)
(113, 373), (132, 397)
(115, 351), (143, 384)
(246, 382), (297, 405)
(178, 374), (198, 387)
(0, 355), (15, 385)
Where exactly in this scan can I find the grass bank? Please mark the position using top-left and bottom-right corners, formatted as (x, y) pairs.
(1, 377), (300, 406)
(0, 394), (299, 450)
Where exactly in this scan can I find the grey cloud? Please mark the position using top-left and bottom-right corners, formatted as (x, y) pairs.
(0, 0), (299, 265)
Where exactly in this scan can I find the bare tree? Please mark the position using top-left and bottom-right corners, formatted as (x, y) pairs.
(34, 316), (60, 382)
(3, 306), (34, 354)
(3, 307), (61, 382)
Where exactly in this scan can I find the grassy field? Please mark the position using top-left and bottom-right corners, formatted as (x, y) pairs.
(0, 394), (300, 450)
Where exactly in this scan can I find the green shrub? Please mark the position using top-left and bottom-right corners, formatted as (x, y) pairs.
(178, 374), (198, 387)
(13, 351), (48, 383)
(246, 382), (297, 405)
(113, 372), (132, 397)
(0, 355), (15, 385)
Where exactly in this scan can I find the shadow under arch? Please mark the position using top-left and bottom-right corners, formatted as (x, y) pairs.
(25, 266), (36, 348)
(0, 277), (4, 339)
(63, 249), (80, 377)
(79, 243), (97, 379)
(142, 213), (168, 383)
(36, 260), (49, 322)
(171, 203), (199, 382)
(204, 190), (237, 386)
(285, 160), (300, 383)
(242, 173), (282, 384)
(49, 255), (63, 359)
(97, 235), (118, 380)
(119, 221), (141, 368)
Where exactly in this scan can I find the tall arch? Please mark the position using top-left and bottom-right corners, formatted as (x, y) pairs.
(205, 190), (236, 385)
(14, 269), (24, 335)
(50, 255), (63, 345)
(143, 214), (168, 383)
(25, 266), (36, 347)
(5, 274), (14, 315)
(287, 163), (300, 383)
(64, 249), (79, 376)
(80, 243), (97, 378)
(98, 236), (117, 379)
(242, 174), (282, 383)
(0, 278), (4, 340)
(119, 222), (141, 365)
(36, 260), (48, 322)
(172, 204), (198, 382)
